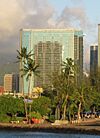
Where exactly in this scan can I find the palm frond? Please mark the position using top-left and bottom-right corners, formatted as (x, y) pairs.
(28, 49), (34, 56)
(16, 50), (21, 56)
(34, 70), (40, 76)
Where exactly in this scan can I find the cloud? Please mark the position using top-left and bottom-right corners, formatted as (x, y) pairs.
(0, 0), (55, 53)
(0, 0), (55, 39)
(56, 6), (91, 30)
(70, 0), (83, 5)
(0, 0), (25, 39)
(55, 5), (96, 65)
(0, 0), (97, 66)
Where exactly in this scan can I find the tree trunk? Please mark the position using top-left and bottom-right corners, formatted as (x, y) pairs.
(29, 104), (32, 124)
(21, 66), (28, 121)
(93, 106), (96, 113)
(63, 104), (66, 120)
(62, 94), (68, 120)
(22, 75), (24, 96)
(28, 76), (31, 98)
(77, 102), (82, 120)
(20, 58), (24, 96)
(24, 97), (28, 122)
(55, 105), (60, 120)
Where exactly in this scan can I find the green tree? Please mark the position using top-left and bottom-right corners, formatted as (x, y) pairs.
(16, 47), (35, 121)
(73, 84), (86, 120)
(16, 47), (33, 95)
(22, 58), (39, 97)
(0, 95), (24, 120)
(51, 58), (75, 121)
(61, 58), (75, 120)
(86, 86), (100, 112)
(31, 96), (51, 116)
(17, 47), (33, 63)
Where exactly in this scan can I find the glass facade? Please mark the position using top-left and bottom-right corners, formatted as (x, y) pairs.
(90, 45), (98, 85)
(90, 45), (98, 72)
(20, 29), (83, 94)
(34, 41), (62, 86)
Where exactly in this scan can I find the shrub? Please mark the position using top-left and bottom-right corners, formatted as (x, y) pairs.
(48, 115), (55, 123)
(31, 96), (51, 116)
(0, 114), (11, 123)
(30, 112), (42, 119)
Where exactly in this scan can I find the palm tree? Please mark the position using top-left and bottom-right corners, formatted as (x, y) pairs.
(16, 47), (33, 95)
(22, 58), (39, 123)
(62, 58), (74, 82)
(17, 47), (33, 63)
(22, 58), (39, 97)
(61, 58), (75, 120)
(16, 47), (34, 122)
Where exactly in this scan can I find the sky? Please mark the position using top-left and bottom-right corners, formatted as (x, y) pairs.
(0, 0), (100, 66)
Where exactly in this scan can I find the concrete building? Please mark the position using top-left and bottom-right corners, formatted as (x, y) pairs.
(20, 29), (84, 94)
(90, 45), (98, 85)
(4, 74), (19, 92)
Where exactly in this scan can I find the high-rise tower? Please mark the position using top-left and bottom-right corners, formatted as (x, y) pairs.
(20, 29), (83, 94)
(90, 45), (98, 85)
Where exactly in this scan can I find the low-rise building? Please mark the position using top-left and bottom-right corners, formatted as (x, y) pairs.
(4, 74), (19, 93)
